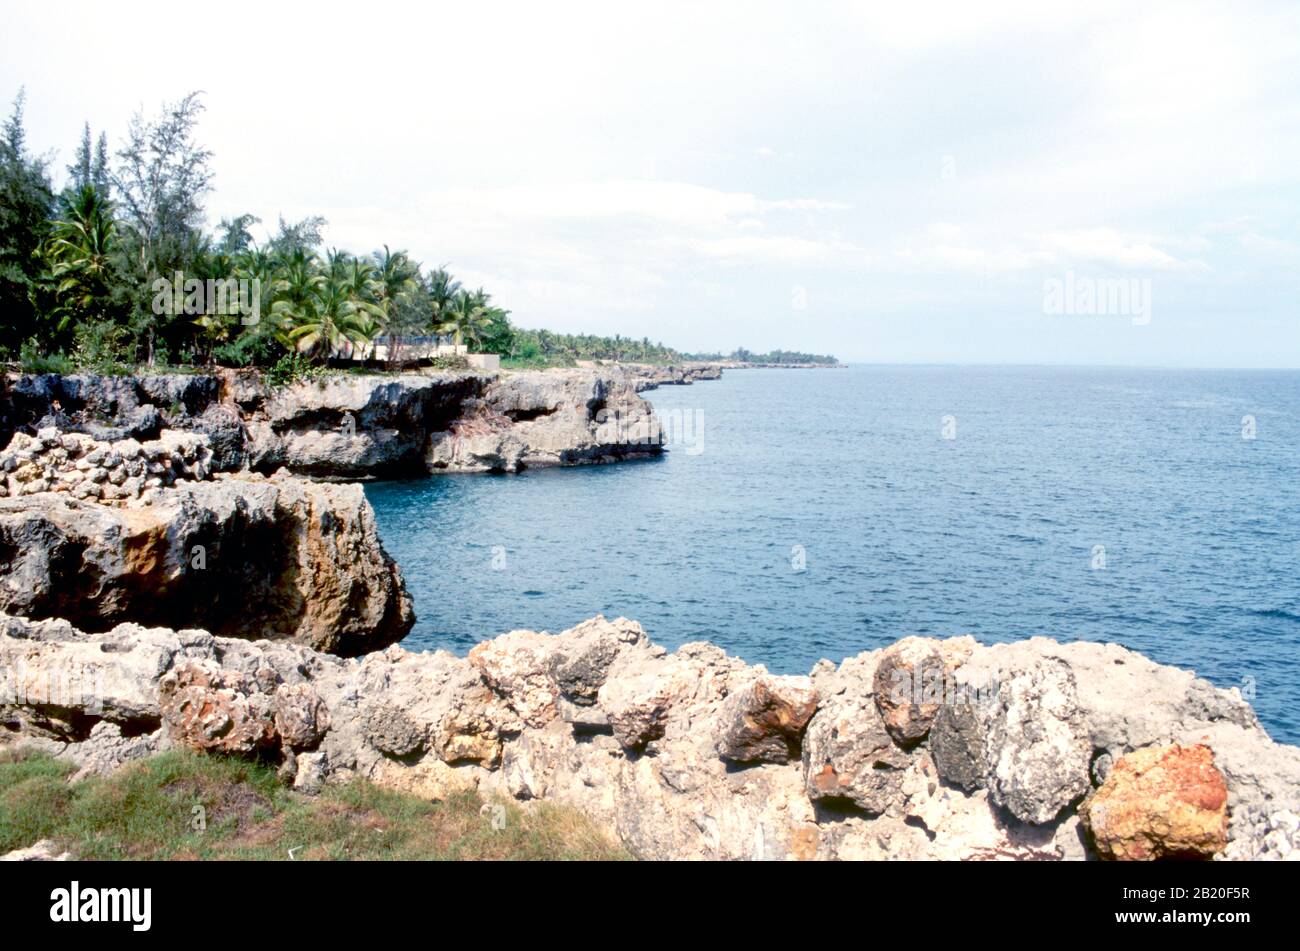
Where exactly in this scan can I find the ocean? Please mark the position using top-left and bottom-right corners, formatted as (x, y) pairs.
(365, 365), (1300, 744)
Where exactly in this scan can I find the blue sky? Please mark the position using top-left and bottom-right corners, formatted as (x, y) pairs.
(4, 1), (1298, 366)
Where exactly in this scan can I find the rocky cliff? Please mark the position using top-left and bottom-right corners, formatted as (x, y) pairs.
(0, 430), (413, 656)
(2, 612), (1296, 860)
(0, 363), (721, 480)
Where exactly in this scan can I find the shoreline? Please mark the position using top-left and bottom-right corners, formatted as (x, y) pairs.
(1, 364), (1298, 861)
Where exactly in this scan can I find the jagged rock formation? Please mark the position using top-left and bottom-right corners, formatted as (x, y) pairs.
(1082, 744), (1229, 860)
(616, 363), (723, 391)
(1, 428), (212, 501)
(0, 364), (721, 480)
(0, 464), (412, 655)
(3, 613), (1296, 861)
(426, 370), (662, 472)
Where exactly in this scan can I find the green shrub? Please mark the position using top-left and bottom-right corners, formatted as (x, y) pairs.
(18, 337), (75, 375)
(264, 352), (325, 388)
(72, 320), (133, 373)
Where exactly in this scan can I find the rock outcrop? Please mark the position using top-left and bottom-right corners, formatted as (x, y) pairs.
(0, 462), (412, 655)
(3, 614), (1296, 861)
(1, 428), (212, 502)
(425, 370), (663, 473)
(1082, 744), (1229, 860)
(2, 364), (720, 481)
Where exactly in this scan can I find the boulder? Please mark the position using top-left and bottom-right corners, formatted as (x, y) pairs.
(931, 654), (1091, 824)
(0, 472), (413, 655)
(158, 661), (278, 755)
(715, 675), (818, 764)
(597, 645), (737, 751)
(1083, 744), (1229, 860)
(802, 690), (913, 813)
(273, 683), (331, 750)
(873, 636), (947, 745)
(469, 629), (560, 728)
(547, 615), (648, 704)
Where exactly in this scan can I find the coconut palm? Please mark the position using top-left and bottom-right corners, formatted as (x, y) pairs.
(370, 245), (418, 364)
(425, 266), (462, 345)
(271, 256), (371, 364)
(44, 185), (119, 330)
(436, 288), (493, 350)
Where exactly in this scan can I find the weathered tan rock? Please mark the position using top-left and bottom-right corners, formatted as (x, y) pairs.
(1083, 744), (1229, 860)
(0, 472), (413, 655)
(273, 683), (331, 750)
(2, 613), (1297, 861)
(1, 839), (71, 861)
(873, 637), (947, 745)
(469, 629), (560, 728)
(158, 661), (278, 755)
(802, 690), (914, 813)
(597, 645), (737, 751)
(715, 675), (818, 764)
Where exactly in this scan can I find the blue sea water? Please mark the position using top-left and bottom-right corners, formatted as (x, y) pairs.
(365, 366), (1300, 745)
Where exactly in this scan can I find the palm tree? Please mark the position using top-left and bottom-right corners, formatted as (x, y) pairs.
(269, 253), (373, 364)
(436, 288), (492, 350)
(45, 185), (119, 332)
(425, 266), (462, 346)
(370, 245), (418, 365)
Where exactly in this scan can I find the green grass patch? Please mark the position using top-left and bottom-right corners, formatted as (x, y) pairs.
(0, 747), (629, 861)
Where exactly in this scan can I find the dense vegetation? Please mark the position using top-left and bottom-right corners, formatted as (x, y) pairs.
(0, 746), (628, 861)
(680, 347), (840, 365)
(0, 88), (681, 376)
(0, 87), (832, 378)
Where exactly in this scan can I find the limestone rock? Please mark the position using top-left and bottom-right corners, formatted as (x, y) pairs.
(426, 370), (662, 473)
(0, 473), (413, 655)
(2, 839), (71, 861)
(159, 661), (278, 754)
(547, 615), (648, 704)
(931, 654), (1091, 824)
(3, 612), (1298, 862)
(363, 701), (426, 757)
(803, 689), (913, 814)
(873, 637), (947, 745)
(597, 645), (737, 751)
(1083, 744), (1229, 860)
(469, 629), (559, 728)
(715, 675), (818, 764)
(273, 683), (331, 750)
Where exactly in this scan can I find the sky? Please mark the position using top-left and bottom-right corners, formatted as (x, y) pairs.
(3, 1), (1298, 366)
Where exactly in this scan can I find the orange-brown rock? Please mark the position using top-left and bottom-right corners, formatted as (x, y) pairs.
(715, 674), (818, 764)
(1083, 743), (1228, 860)
(873, 637), (947, 745)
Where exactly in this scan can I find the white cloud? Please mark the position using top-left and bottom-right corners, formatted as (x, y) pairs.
(2, 0), (1297, 363)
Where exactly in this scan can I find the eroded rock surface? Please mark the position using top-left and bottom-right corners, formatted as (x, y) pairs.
(0, 464), (413, 655)
(1083, 744), (1229, 860)
(426, 370), (663, 473)
(4, 613), (1295, 860)
(2, 365), (721, 480)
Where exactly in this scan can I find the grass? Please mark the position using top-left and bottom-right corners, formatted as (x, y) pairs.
(0, 747), (629, 861)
